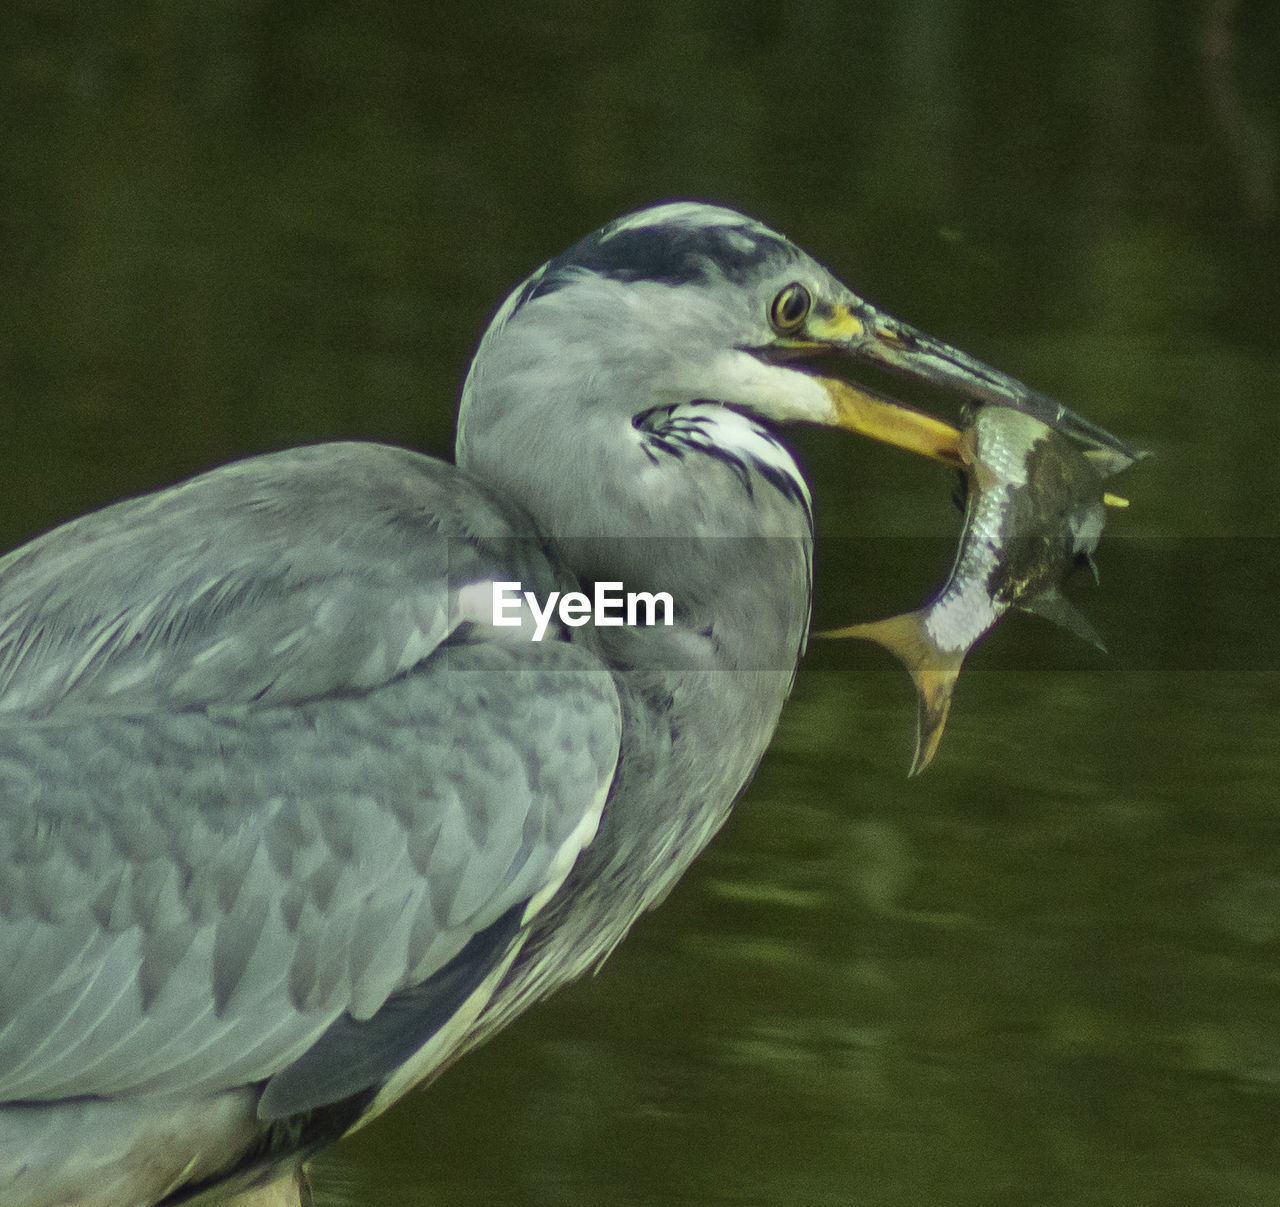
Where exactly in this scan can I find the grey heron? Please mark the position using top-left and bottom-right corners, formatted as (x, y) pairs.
(0, 203), (1138, 1207)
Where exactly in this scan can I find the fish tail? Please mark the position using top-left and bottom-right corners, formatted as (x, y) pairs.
(822, 612), (965, 776)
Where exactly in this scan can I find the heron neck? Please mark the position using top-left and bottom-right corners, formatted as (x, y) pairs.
(459, 401), (813, 674)
(457, 398), (813, 985)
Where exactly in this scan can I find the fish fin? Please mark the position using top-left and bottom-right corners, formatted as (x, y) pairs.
(1084, 444), (1152, 477)
(822, 612), (965, 776)
(1019, 590), (1107, 653)
(910, 655), (959, 776)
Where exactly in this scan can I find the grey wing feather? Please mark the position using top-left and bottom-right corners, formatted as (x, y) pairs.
(0, 443), (624, 1112)
(0, 442), (553, 715)
(257, 900), (526, 1118)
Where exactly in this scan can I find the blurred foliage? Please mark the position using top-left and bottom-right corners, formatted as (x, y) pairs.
(2, 2), (1280, 1205)
(2, 0), (1278, 538)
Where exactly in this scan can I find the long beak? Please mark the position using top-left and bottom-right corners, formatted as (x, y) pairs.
(821, 378), (966, 468)
(808, 301), (1145, 475)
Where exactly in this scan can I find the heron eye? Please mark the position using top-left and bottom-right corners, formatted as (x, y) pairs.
(769, 283), (812, 333)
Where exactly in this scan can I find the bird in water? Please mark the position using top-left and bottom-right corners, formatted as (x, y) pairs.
(0, 203), (1141, 1207)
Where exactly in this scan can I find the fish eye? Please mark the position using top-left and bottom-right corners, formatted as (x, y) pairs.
(769, 282), (812, 333)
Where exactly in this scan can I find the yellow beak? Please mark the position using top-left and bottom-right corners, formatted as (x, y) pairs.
(820, 377), (964, 467)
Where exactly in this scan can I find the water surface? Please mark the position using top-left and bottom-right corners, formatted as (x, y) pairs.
(3, 3), (1279, 1204)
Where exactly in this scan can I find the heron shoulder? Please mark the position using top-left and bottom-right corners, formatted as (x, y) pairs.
(0, 442), (558, 716)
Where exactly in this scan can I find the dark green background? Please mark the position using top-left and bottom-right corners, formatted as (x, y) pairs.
(3, 3), (1279, 1204)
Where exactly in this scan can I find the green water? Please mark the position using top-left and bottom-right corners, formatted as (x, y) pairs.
(3, 2), (1279, 1204)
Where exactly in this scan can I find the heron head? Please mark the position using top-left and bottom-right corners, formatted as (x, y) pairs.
(458, 202), (1141, 476)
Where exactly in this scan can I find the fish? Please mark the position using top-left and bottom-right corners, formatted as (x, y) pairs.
(825, 404), (1136, 775)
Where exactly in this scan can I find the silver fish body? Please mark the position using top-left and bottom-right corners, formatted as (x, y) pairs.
(927, 405), (1107, 657)
(827, 405), (1115, 774)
